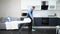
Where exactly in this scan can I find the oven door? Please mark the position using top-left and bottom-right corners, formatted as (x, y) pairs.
(42, 18), (49, 26)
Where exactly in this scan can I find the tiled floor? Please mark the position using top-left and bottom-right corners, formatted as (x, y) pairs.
(0, 28), (56, 34)
(21, 28), (56, 34)
(0, 30), (19, 34)
(32, 28), (56, 34)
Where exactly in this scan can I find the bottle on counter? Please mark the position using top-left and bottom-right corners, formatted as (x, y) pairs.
(6, 16), (12, 22)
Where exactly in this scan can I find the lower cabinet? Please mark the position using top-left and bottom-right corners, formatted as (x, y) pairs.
(34, 18), (42, 26)
(34, 17), (60, 26)
(49, 18), (58, 26)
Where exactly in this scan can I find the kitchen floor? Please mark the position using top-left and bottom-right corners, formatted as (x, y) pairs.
(0, 28), (56, 34)
(32, 28), (56, 34)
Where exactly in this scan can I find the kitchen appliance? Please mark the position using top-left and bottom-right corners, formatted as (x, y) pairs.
(42, 18), (49, 25)
(41, 1), (48, 10)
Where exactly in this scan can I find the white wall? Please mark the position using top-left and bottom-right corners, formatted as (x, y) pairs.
(56, 1), (60, 10)
(0, 0), (21, 18)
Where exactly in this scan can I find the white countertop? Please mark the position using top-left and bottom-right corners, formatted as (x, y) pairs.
(33, 11), (60, 18)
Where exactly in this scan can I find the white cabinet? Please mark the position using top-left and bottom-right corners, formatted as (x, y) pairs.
(21, 0), (41, 10)
(48, 0), (56, 10)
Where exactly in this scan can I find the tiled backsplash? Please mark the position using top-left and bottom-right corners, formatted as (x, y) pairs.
(33, 11), (60, 18)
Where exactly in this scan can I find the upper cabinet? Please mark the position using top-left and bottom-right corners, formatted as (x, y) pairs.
(21, 0), (41, 10)
(21, 0), (59, 11)
(48, 0), (56, 10)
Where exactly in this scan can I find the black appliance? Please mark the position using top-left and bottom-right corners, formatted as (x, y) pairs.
(42, 18), (49, 25)
(22, 13), (27, 16)
(41, 1), (48, 10)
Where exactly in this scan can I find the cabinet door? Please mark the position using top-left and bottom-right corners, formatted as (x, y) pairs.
(34, 18), (42, 26)
(42, 18), (49, 26)
(49, 18), (58, 26)
(57, 18), (60, 25)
